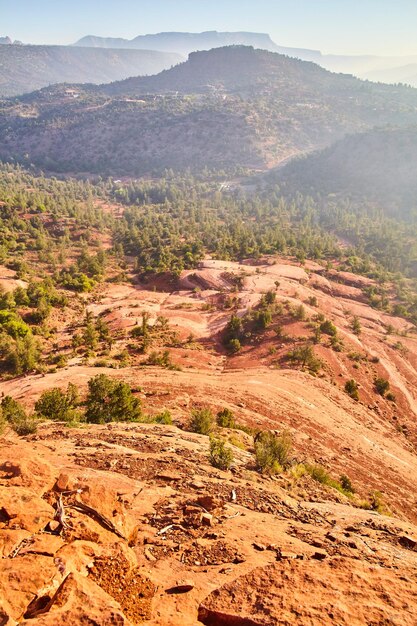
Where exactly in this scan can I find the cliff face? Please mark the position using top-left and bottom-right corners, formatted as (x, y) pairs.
(74, 30), (321, 60)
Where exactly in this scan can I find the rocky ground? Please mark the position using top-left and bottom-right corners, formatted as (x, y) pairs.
(2, 255), (417, 624)
(1, 423), (417, 625)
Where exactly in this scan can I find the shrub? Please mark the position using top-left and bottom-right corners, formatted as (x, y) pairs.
(264, 291), (276, 305)
(253, 309), (272, 330)
(320, 320), (337, 336)
(287, 344), (321, 372)
(294, 304), (306, 321)
(10, 413), (38, 436)
(189, 407), (214, 435)
(209, 437), (234, 470)
(146, 350), (177, 368)
(0, 333), (41, 375)
(1, 396), (37, 435)
(374, 377), (390, 396)
(35, 383), (79, 422)
(85, 374), (141, 424)
(154, 410), (173, 425)
(0, 311), (31, 338)
(345, 379), (359, 401)
(305, 463), (331, 484)
(228, 338), (241, 353)
(217, 408), (236, 428)
(305, 464), (354, 497)
(340, 474), (355, 494)
(254, 430), (292, 474)
(223, 315), (243, 348)
(351, 316), (361, 336)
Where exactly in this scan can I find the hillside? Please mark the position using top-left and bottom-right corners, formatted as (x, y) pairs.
(275, 126), (417, 214)
(0, 45), (182, 97)
(0, 163), (417, 624)
(2, 46), (417, 175)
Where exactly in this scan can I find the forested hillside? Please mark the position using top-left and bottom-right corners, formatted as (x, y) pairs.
(0, 45), (182, 96)
(275, 126), (417, 215)
(1, 46), (417, 175)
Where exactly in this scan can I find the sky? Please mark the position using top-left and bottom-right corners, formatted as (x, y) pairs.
(1, 0), (417, 57)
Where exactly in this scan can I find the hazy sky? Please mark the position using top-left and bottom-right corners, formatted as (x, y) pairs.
(2, 0), (417, 57)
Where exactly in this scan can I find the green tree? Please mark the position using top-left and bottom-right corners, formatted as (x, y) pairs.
(85, 374), (141, 424)
(35, 383), (80, 422)
(287, 344), (321, 372)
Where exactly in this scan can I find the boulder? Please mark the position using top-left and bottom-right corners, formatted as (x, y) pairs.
(0, 488), (55, 533)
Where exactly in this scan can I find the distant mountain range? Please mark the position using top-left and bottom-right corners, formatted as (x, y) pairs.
(0, 45), (182, 97)
(74, 31), (321, 61)
(74, 31), (417, 87)
(2, 46), (417, 176)
(2, 30), (417, 95)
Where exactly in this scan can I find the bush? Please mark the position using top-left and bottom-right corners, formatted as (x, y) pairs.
(320, 320), (337, 336)
(374, 377), (390, 396)
(227, 338), (241, 353)
(209, 437), (234, 470)
(1, 396), (37, 435)
(287, 344), (321, 372)
(217, 408), (236, 428)
(10, 413), (38, 435)
(254, 430), (292, 474)
(351, 316), (361, 336)
(340, 474), (355, 494)
(146, 350), (177, 369)
(294, 304), (306, 320)
(189, 407), (214, 435)
(345, 379), (359, 401)
(304, 463), (331, 484)
(85, 374), (142, 424)
(0, 333), (41, 375)
(154, 410), (173, 425)
(253, 309), (272, 330)
(305, 464), (354, 497)
(35, 383), (79, 422)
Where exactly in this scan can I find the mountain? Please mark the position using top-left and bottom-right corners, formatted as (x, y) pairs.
(2, 46), (417, 175)
(0, 36), (12, 45)
(74, 30), (321, 61)
(73, 31), (417, 87)
(365, 63), (417, 87)
(0, 45), (182, 97)
(319, 54), (417, 87)
(276, 126), (417, 215)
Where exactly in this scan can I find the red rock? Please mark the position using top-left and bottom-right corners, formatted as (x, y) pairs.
(0, 488), (55, 533)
